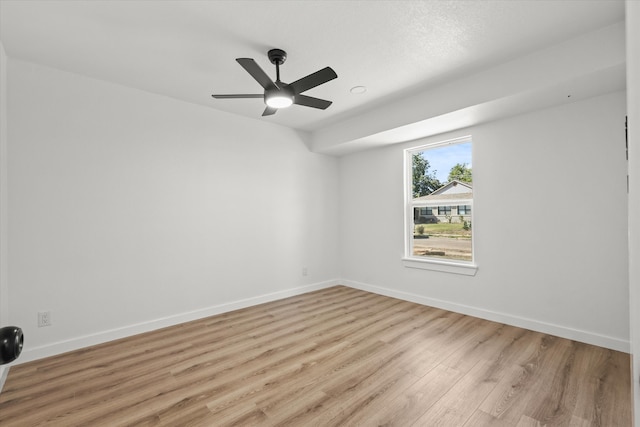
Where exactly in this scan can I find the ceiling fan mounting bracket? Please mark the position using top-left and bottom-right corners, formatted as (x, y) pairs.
(268, 49), (287, 65)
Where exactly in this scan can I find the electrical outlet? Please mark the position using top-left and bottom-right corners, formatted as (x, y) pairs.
(302, 267), (308, 276)
(38, 311), (52, 327)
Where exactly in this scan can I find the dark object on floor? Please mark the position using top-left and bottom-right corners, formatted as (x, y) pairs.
(0, 326), (23, 364)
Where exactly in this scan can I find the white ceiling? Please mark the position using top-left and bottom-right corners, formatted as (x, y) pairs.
(0, 0), (626, 152)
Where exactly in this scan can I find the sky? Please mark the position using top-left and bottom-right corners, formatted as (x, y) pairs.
(420, 141), (472, 183)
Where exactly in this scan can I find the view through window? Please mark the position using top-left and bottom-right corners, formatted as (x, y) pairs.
(407, 137), (473, 263)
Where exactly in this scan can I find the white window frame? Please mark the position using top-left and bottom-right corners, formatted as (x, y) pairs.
(402, 136), (478, 276)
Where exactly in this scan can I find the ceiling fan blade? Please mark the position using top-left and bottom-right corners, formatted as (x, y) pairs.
(262, 106), (277, 116)
(211, 94), (263, 99)
(288, 67), (337, 95)
(236, 58), (277, 91)
(294, 94), (332, 110)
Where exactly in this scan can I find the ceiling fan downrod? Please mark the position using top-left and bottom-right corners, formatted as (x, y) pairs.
(268, 48), (287, 83)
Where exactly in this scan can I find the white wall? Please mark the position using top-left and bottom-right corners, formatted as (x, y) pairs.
(0, 42), (8, 328)
(626, 1), (640, 422)
(0, 41), (9, 385)
(2, 52), (630, 370)
(6, 59), (340, 362)
(340, 91), (629, 351)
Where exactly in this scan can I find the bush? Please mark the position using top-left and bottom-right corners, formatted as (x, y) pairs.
(417, 225), (425, 235)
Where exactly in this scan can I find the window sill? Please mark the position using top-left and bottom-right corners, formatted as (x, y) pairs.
(402, 257), (478, 276)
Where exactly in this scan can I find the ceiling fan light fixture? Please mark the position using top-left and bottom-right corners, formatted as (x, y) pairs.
(265, 93), (294, 109)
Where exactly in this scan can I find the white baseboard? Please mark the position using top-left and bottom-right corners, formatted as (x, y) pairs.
(16, 280), (339, 365)
(341, 280), (630, 353)
(11, 277), (629, 370)
(0, 366), (8, 394)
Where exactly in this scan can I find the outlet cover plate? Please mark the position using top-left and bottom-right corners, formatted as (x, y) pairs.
(38, 311), (51, 327)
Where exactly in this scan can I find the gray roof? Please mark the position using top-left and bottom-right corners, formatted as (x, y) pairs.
(413, 192), (473, 203)
(413, 180), (473, 203)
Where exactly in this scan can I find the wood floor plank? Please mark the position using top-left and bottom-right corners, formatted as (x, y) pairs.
(0, 285), (632, 426)
(356, 363), (463, 426)
(464, 409), (519, 427)
(318, 367), (418, 426)
(413, 358), (505, 426)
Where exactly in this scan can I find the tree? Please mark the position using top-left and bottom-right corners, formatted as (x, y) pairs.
(447, 163), (472, 183)
(413, 154), (442, 197)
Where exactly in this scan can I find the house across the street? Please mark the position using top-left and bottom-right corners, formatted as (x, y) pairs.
(413, 180), (472, 224)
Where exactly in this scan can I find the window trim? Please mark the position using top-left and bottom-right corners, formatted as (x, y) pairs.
(403, 135), (477, 275)
(401, 257), (478, 276)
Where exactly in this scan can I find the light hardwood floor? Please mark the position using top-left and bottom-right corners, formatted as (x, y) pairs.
(0, 286), (632, 426)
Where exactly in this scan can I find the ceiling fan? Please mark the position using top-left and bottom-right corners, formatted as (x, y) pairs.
(211, 49), (338, 117)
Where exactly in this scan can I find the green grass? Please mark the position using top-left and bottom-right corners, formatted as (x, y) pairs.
(414, 222), (471, 237)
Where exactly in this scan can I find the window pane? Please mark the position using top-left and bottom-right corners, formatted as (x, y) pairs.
(415, 207), (437, 224)
(437, 206), (451, 215)
(457, 205), (471, 215)
(409, 139), (472, 262)
(412, 217), (472, 261)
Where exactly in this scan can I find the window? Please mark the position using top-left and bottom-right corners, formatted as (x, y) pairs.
(415, 207), (433, 217)
(437, 206), (451, 216)
(404, 136), (476, 274)
(458, 205), (471, 215)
